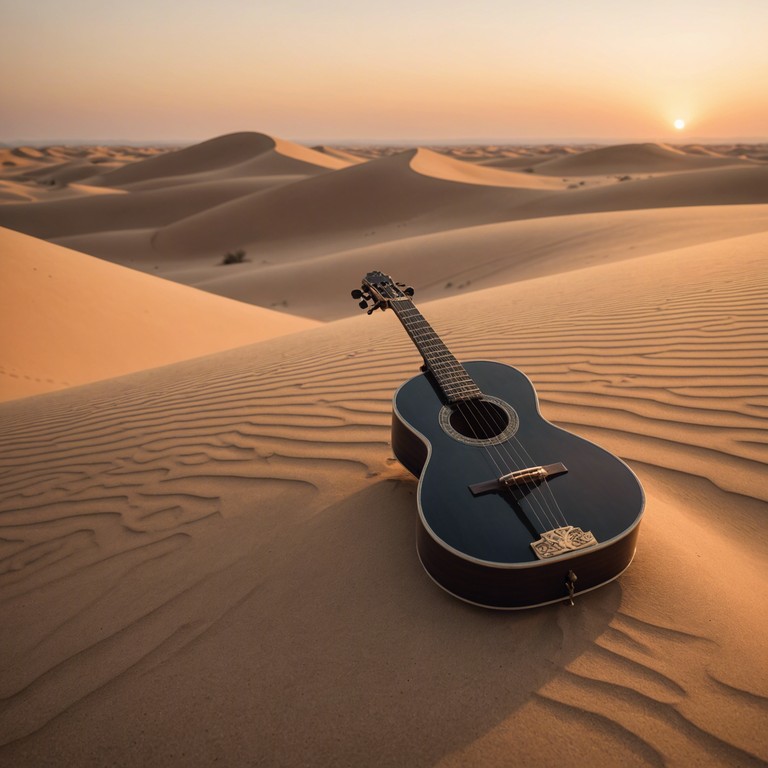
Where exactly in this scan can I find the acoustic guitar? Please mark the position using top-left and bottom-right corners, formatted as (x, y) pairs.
(353, 270), (644, 609)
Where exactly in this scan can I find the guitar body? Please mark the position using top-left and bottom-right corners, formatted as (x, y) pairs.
(392, 360), (644, 609)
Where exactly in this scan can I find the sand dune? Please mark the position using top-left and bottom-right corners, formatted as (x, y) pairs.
(0, 146), (167, 204)
(139, 149), (555, 258)
(187, 204), (768, 320)
(0, 227), (318, 401)
(9, 146), (48, 161)
(0, 226), (765, 766)
(510, 164), (768, 222)
(681, 144), (729, 158)
(5, 141), (766, 284)
(0, 181), (37, 203)
(410, 147), (564, 188)
(0, 177), (317, 239)
(532, 142), (751, 175)
(312, 145), (369, 165)
(89, 132), (348, 188)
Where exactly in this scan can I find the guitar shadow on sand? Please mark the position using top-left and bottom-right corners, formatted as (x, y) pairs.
(178, 476), (625, 767)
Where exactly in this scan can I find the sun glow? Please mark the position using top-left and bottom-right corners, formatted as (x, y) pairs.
(674, 118), (686, 130)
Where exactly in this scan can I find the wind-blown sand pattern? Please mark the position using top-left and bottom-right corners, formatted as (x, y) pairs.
(0, 134), (766, 766)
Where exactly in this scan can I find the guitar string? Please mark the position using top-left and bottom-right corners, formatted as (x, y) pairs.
(394, 297), (571, 529)
(415, 323), (570, 534)
(390, 283), (572, 531)
(400, 307), (565, 533)
(396, 303), (558, 535)
(425, 317), (573, 531)
(372, 279), (564, 531)
(392, 298), (567, 533)
(397, 306), (565, 534)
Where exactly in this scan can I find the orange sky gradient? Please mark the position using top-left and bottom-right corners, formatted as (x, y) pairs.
(1, 0), (766, 143)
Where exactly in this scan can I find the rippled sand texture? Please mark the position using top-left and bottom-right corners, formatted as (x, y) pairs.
(0, 136), (767, 766)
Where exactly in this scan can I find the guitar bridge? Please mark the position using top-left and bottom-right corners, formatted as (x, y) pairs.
(469, 462), (568, 496)
(500, 466), (549, 485)
(531, 526), (598, 560)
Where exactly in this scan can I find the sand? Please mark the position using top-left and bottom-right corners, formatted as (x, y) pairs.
(0, 134), (766, 767)
(0, 227), (318, 401)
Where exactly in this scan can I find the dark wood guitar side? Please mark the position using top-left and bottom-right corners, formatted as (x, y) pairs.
(353, 271), (644, 609)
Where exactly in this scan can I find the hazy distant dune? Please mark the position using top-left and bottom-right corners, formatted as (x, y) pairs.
(681, 144), (729, 157)
(478, 154), (560, 169)
(514, 164), (768, 218)
(532, 142), (751, 175)
(89, 132), (348, 187)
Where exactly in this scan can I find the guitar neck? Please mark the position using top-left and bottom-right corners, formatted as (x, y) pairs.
(389, 298), (482, 403)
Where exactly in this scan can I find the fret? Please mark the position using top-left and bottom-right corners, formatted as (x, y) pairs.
(390, 299), (482, 403)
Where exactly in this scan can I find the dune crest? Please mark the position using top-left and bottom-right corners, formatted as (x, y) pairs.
(409, 147), (563, 189)
(148, 148), (561, 258)
(91, 132), (347, 188)
(0, 227), (318, 401)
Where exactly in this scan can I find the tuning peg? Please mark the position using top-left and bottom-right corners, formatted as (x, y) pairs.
(359, 299), (369, 309)
(367, 300), (386, 314)
(351, 289), (363, 299)
(405, 287), (414, 296)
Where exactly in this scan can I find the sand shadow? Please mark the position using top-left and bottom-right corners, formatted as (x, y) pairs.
(174, 478), (623, 766)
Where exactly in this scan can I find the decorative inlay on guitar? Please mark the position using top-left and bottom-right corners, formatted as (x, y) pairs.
(353, 270), (644, 609)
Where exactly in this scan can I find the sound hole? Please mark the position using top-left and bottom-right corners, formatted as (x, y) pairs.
(451, 400), (508, 439)
(439, 396), (519, 446)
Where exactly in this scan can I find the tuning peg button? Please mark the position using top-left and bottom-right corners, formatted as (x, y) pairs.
(405, 287), (414, 296)
(351, 289), (363, 299)
(359, 300), (369, 309)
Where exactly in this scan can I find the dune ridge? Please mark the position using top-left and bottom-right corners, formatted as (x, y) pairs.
(183, 204), (768, 320)
(142, 149), (557, 257)
(0, 227), (318, 401)
(88, 132), (348, 187)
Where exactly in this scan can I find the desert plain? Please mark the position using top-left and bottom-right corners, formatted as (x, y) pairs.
(0, 133), (767, 766)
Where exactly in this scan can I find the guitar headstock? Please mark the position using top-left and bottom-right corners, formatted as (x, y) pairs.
(351, 270), (414, 314)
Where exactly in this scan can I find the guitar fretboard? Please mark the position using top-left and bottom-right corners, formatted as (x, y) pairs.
(390, 299), (482, 403)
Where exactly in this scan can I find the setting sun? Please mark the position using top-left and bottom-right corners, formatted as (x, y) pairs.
(674, 118), (686, 130)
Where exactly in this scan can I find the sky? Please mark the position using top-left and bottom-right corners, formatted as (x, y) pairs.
(1, 0), (767, 143)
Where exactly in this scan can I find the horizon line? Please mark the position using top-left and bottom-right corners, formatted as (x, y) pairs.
(2, 135), (767, 148)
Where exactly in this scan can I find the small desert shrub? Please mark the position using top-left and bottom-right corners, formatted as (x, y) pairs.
(221, 249), (247, 265)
